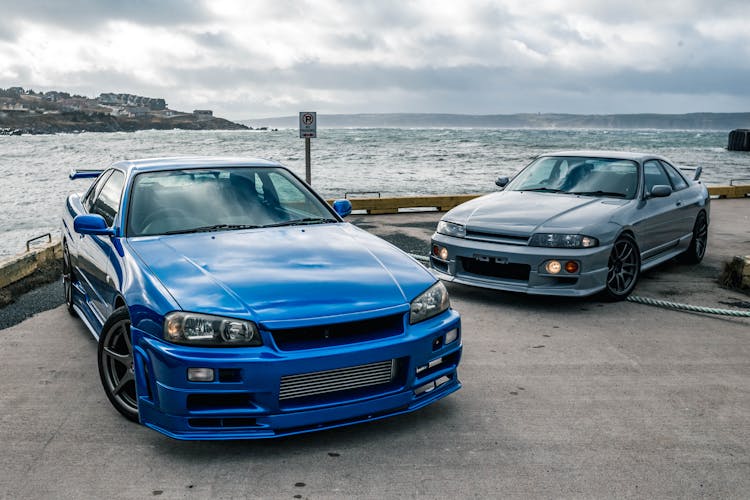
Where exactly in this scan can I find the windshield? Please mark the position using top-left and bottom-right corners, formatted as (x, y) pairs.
(127, 167), (337, 236)
(506, 156), (639, 199)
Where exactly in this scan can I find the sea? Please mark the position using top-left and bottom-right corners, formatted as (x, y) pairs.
(0, 127), (748, 258)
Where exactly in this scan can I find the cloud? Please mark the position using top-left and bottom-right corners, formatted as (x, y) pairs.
(0, 0), (749, 118)
(0, 0), (212, 35)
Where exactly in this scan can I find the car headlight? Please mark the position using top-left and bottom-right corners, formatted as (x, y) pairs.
(164, 312), (262, 346)
(436, 220), (466, 238)
(410, 281), (450, 324)
(529, 233), (599, 248)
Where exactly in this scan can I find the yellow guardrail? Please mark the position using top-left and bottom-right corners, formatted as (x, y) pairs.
(708, 184), (750, 199)
(330, 194), (483, 214)
(329, 184), (749, 214)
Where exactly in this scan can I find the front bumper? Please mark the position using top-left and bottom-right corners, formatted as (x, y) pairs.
(431, 233), (612, 297)
(131, 309), (461, 440)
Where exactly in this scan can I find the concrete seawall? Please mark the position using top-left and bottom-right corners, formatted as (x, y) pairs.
(0, 240), (62, 307)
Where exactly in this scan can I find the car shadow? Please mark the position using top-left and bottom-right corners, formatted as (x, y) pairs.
(146, 396), (462, 457)
(443, 281), (594, 310)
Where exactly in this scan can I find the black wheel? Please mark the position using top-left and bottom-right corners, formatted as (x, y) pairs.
(602, 234), (640, 301)
(62, 242), (77, 317)
(680, 211), (708, 264)
(98, 306), (139, 422)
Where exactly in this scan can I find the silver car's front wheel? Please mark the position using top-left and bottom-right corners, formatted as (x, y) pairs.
(98, 307), (139, 421)
(603, 235), (640, 301)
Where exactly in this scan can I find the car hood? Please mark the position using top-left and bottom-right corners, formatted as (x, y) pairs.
(446, 191), (627, 235)
(127, 223), (434, 326)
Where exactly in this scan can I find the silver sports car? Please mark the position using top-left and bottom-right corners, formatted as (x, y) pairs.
(430, 151), (710, 300)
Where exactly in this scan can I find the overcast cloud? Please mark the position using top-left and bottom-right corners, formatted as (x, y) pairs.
(0, 0), (748, 119)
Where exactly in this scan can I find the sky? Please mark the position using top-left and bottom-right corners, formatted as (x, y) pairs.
(0, 0), (748, 120)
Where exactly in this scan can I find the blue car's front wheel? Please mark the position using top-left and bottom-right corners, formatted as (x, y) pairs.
(62, 242), (77, 317)
(98, 307), (139, 422)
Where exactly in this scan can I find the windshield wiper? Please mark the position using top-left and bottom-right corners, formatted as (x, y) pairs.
(569, 190), (627, 198)
(163, 224), (260, 235)
(520, 187), (563, 193)
(260, 217), (337, 228)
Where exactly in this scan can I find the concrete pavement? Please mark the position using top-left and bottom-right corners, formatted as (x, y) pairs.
(0, 199), (749, 499)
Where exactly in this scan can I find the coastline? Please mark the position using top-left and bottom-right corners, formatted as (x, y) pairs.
(0, 110), (248, 135)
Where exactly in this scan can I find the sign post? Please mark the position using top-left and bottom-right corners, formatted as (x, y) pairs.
(299, 112), (316, 184)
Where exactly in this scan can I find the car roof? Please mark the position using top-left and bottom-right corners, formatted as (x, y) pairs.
(539, 150), (665, 162)
(110, 156), (284, 174)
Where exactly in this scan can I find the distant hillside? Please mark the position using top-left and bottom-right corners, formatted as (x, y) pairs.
(0, 87), (248, 135)
(244, 112), (750, 130)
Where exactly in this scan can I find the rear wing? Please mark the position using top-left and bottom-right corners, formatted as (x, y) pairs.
(69, 169), (103, 180)
(679, 165), (702, 181)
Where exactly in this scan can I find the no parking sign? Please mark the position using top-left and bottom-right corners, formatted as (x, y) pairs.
(299, 112), (316, 138)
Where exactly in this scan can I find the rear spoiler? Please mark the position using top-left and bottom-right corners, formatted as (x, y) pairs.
(680, 165), (702, 181)
(69, 169), (103, 180)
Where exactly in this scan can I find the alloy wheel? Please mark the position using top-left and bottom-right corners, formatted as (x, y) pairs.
(605, 235), (640, 299)
(62, 243), (76, 316)
(98, 309), (139, 421)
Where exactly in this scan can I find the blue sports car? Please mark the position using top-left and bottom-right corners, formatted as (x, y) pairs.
(62, 157), (461, 440)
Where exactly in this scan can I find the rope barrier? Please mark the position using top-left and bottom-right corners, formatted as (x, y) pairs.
(626, 295), (750, 317)
(409, 253), (750, 318)
(410, 254), (430, 264)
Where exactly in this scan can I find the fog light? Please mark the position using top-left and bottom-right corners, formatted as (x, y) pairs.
(565, 261), (579, 273)
(545, 260), (562, 274)
(188, 368), (215, 382)
(432, 245), (449, 260)
(445, 328), (459, 344)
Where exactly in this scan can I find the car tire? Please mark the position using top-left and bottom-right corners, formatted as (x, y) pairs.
(601, 234), (640, 301)
(98, 306), (139, 422)
(679, 211), (708, 264)
(62, 242), (77, 317)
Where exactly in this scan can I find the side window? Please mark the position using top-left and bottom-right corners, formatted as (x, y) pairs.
(84, 170), (113, 212)
(643, 160), (670, 194)
(90, 170), (125, 227)
(660, 161), (688, 191)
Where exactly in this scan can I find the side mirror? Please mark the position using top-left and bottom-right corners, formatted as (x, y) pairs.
(693, 166), (702, 181)
(495, 176), (509, 188)
(74, 214), (114, 236)
(332, 199), (352, 218)
(649, 185), (672, 198)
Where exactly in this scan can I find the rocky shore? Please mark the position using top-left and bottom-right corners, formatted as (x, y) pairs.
(0, 110), (248, 135)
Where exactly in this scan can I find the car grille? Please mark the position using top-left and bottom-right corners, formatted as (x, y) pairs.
(460, 257), (531, 281)
(279, 359), (398, 401)
(465, 229), (529, 246)
(269, 314), (404, 351)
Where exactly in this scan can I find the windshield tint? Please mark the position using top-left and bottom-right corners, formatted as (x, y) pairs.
(507, 156), (639, 199)
(127, 167), (336, 236)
